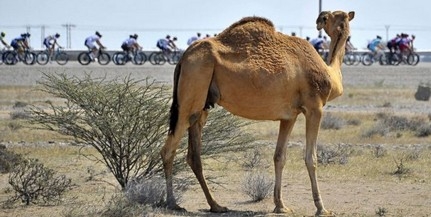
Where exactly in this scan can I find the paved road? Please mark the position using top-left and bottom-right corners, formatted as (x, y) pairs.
(1, 62), (431, 89)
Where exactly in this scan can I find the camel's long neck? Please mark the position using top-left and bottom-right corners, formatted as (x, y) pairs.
(326, 34), (348, 101)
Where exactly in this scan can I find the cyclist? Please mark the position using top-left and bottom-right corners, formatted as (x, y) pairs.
(43, 33), (63, 61)
(367, 35), (384, 57)
(121, 34), (142, 52)
(310, 34), (328, 60)
(157, 35), (177, 54)
(187, 32), (201, 46)
(10, 33), (30, 56)
(0, 32), (11, 49)
(345, 36), (356, 52)
(387, 34), (401, 54)
(398, 33), (414, 55)
(84, 31), (106, 61)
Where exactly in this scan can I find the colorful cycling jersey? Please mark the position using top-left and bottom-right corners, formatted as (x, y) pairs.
(368, 38), (381, 51)
(398, 37), (411, 46)
(10, 36), (25, 46)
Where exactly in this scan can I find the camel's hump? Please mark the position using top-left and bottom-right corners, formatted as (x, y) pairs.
(224, 16), (275, 31)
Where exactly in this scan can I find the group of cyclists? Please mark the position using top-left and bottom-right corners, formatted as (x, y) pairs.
(0, 30), (180, 64)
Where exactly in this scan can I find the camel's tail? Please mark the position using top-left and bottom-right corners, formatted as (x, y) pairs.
(168, 63), (181, 135)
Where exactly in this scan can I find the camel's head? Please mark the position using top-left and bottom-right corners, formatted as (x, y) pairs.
(316, 11), (355, 38)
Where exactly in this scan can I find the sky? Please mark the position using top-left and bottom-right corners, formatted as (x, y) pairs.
(1, 0), (430, 51)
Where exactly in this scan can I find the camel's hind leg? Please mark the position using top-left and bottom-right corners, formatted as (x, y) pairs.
(273, 118), (297, 214)
(161, 119), (189, 211)
(187, 110), (228, 213)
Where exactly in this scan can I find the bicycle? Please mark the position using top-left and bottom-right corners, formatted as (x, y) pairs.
(77, 48), (110, 65)
(149, 48), (183, 65)
(113, 49), (147, 65)
(0, 47), (10, 65)
(343, 50), (361, 66)
(3, 48), (36, 65)
(36, 47), (69, 65)
(379, 51), (402, 66)
(361, 50), (384, 66)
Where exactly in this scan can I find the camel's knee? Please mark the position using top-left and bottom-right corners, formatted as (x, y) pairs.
(304, 154), (317, 170)
(273, 151), (287, 165)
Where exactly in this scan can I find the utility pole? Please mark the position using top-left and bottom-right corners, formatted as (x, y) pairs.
(62, 23), (76, 49)
(26, 25), (31, 45)
(41, 25), (45, 49)
(318, 0), (322, 35)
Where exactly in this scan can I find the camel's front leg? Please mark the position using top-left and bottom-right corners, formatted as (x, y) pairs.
(273, 118), (297, 214)
(305, 108), (333, 217)
(187, 111), (228, 213)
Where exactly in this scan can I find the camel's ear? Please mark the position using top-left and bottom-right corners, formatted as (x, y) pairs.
(348, 11), (355, 21)
(316, 11), (331, 30)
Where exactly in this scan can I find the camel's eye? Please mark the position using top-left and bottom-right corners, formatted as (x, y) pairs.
(323, 16), (328, 22)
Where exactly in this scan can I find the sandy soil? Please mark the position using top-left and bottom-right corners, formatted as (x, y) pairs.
(1, 62), (431, 217)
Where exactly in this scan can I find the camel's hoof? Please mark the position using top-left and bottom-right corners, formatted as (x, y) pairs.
(315, 209), (335, 217)
(273, 206), (294, 214)
(210, 204), (229, 213)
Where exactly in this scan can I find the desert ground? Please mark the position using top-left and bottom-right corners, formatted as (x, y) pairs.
(1, 62), (431, 217)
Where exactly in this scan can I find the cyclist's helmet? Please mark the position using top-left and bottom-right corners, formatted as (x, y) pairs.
(166, 35), (171, 39)
(376, 35), (382, 39)
(95, 31), (102, 38)
(0, 32), (5, 37)
(26, 33), (31, 38)
(55, 33), (60, 38)
(173, 37), (177, 41)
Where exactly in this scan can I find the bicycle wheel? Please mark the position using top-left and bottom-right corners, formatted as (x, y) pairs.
(155, 53), (166, 65)
(3, 51), (17, 65)
(115, 52), (127, 65)
(112, 52), (122, 65)
(55, 52), (69, 65)
(168, 52), (181, 65)
(36, 51), (49, 65)
(344, 53), (356, 65)
(133, 52), (147, 65)
(98, 52), (111, 65)
(23, 52), (36, 65)
(361, 53), (373, 66)
(407, 53), (420, 66)
(148, 52), (159, 65)
(78, 52), (91, 65)
(379, 53), (389, 66)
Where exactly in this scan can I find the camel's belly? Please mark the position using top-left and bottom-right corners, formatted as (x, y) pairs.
(218, 96), (299, 121)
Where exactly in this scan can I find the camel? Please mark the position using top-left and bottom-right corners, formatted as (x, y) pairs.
(160, 10), (355, 216)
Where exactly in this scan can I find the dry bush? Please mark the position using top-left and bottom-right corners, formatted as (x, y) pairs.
(372, 145), (387, 158)
(317, 143), (352, 165)
(242, 172), (273, 202)
(393, 158), (411, 178)
(0, 144), (24, 173)
(6, 158), (72, 206)
(29, 72), (256, 190)
(242, 148), (263, 169)
(320, 113), (345, 130)
(100, 192), (147, 217)
(363, 113), (431, 138)
(124, 176), (189, 207)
